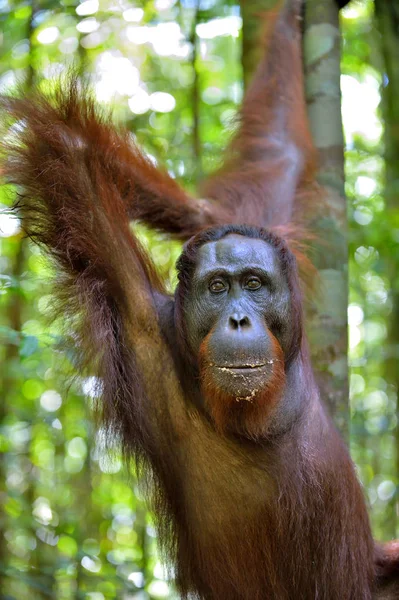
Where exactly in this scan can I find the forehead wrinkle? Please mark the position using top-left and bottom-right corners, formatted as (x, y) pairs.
(194, 235), (279, 281)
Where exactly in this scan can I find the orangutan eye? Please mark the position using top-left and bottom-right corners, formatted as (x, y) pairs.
(245, 277), (262, 291)
(209, 279), (227, 293)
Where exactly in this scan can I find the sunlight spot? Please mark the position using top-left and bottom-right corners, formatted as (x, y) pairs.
(0, 212), (20, 237)
(152, 23), (185, 57)
(126, 23), (190, 58)
(349, 325), (362, 349)
(341, 74), (382, 145)
(99, 455), (122, 474)
(33, 497), (53, 526)
(37, 27), (59, 44)
(81, 30), (107, 49)
(95, 52), (139, 101)
(364, 321), (386, 344)
(354, 245), (378, 265)
(350, 373), (365, 396)
(353, 207), (373, 225)
(348, 304), (364, 326)
(155, 0), (175, 9)
(377, 480), (396, 501)
(355, 176), (376, 198)
(364, 390), (388, 411)
(128, 89), (150, 114)
(76, 0), (99, 16)
(126, 25), (150, 45)
(196, 16), (242, 39)
(342, 4), (367, 19)
(123, 7), (144, 22)
(148, 580), (170, 597)
(67, 437), (87, 459)
(128, 571), (144, 587)
(7, 423), (31, 447)
(154, 562), (168, 579)
(40, 390), (62, 412)
(36, 528), (59, 546)
(81, 556), (101, 573)
(76, 17), (99, 34)
(150, 92), (176, 113)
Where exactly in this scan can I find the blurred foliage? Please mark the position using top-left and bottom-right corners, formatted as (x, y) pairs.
(342, 0), (399, 541)
(0, 0), (398, 598)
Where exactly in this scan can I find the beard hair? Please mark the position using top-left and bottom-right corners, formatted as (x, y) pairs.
(199, 332), (286, 439)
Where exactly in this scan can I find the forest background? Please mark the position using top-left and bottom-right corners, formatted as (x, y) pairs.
(0, 0), (398, 598)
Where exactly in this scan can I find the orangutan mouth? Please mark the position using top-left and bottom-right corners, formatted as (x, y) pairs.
(215, 360), (278, 373)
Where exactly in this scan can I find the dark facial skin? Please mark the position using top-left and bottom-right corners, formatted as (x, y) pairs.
(185, 234), (293, 398)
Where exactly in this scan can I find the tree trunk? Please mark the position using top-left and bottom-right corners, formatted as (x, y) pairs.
(303, 0), (349, 435)
(374, 0), (399, 538)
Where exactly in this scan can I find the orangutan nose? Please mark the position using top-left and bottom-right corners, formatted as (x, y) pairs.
(228, 313), (251, 330)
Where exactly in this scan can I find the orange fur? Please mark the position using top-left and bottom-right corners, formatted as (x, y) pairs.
(199, 331), (285, 438)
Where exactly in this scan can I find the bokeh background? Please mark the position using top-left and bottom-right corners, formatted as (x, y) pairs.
(0, 0), (398, 598)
